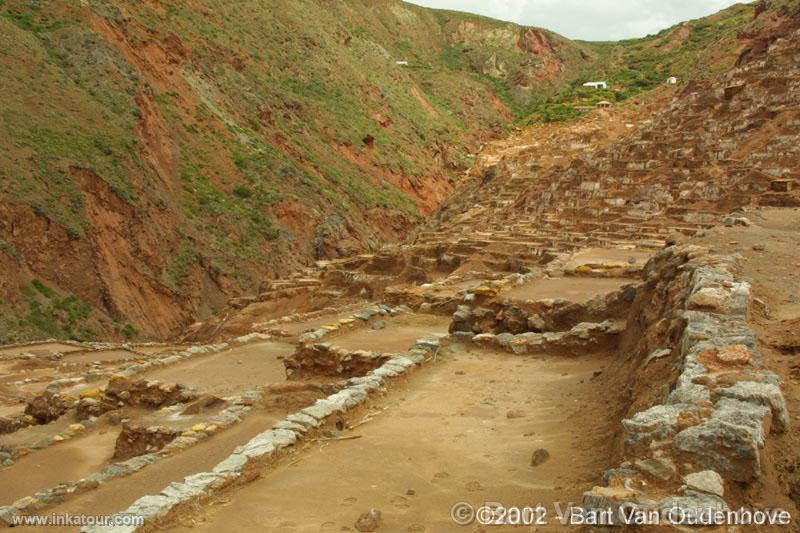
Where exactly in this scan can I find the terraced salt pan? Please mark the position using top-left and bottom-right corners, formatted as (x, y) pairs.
(5, 370), (68, 396)
(60, 349), (142, 365)
(331, 314), (450, 352)
(136, 402), (230, 432)
(41, 410), (294, 521)
(503, 277), (637, 302)
(277, 310), (368, 336)
(0, 360), (46, 385)
(14, 373), (111, 400)
(0, 428), (118, 505)
(0, 411), (87, 451)
(563, 247), (651, 270)
(0, 343), (83, 359)
(141, 341), (294, 396)
(2, 372), (326, 521)
(131, 345), (194, 356)
(167, 348), (617, 533)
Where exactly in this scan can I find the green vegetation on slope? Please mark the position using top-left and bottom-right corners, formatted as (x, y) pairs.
(17, 280), (95, 341)
(0, 0), (769, 341)
(524, 2), (756, 123)
(0, 0), (597, 340)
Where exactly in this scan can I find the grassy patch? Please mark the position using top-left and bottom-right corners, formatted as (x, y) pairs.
(17, 280), (95, 340)
(0, 239), (19, 262)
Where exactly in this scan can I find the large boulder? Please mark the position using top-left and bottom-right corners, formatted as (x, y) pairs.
(623, 404), (693, 452)
(683, 470), (724, 497)
(711, 380), (789, 433)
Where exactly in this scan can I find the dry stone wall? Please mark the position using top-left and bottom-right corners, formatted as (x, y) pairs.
(78, 338), (441, 533)
(582, 245), (789, 521)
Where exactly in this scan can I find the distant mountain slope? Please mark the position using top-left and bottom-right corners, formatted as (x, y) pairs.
(0, 0), (778, 343)
(0, 0), (596, 341)
(522, 1), (769, 123)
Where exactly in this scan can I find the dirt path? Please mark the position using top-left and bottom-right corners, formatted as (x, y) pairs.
(169, 347), (619, 532)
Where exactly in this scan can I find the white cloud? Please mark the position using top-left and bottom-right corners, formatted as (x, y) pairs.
(405, 0), (751, 40)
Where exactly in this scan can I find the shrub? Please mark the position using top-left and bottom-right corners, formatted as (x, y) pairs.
(233, 186), (253, 199)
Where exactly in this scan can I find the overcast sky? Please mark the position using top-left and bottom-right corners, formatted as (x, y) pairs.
(405, 0), (750, 41)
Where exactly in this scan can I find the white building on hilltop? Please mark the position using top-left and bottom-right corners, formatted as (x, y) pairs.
(583, 81), (608, 89)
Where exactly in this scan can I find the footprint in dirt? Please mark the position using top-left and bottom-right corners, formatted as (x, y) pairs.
(465, 480), (483, 492)
(320, 522), (338, 530)
(391, 495), (411, 509)
(342, 496), (358, 506)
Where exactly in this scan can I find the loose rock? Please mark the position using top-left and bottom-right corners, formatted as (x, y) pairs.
(530, 449), (550, 467)
(355, 509), (383, 532)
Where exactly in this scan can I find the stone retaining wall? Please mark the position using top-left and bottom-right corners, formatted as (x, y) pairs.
(284, 304), (417, 378)
(284, 342), (393, 378)
(446, 274), (637, 355)
(0, 390), (258, 525)
(449, 286), (635, 336)
(78, 339), (440, 533)
(0, 339), (236, 458)
(455, 319), (625, 356)
(581, 245), (789, 522)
